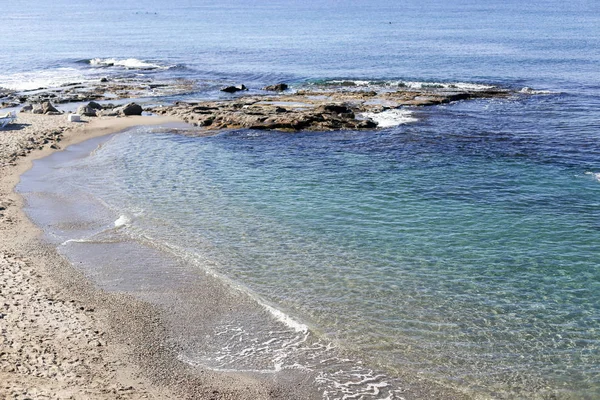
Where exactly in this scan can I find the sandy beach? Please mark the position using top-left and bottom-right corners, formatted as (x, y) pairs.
(0, 114), (301, 399)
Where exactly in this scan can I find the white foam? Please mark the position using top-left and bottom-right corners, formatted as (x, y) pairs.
(400, 81), (496, 91)
(322, 79), (497, 92)
(114, 214), (131, 227)
(585, 172), (600, 182)
(262, 303), (309, 333)
(0, 68), (88, 91)
(520, 87), (553, 95)
(327, 80), (371, 86)
(61, 238), (93, 246)
(359, 109), (418, 128)
(89, 58), (167, 70)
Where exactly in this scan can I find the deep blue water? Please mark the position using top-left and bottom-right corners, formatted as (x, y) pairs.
(7, 0), (600, 398)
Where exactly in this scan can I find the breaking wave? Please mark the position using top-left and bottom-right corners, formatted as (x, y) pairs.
(83, 57), (177, 70)
(359, 108), (418, 128)
(0, 68), (90, 91)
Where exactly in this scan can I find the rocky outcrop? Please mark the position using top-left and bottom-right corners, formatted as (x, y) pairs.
(0, 78), (196, 109)
(152, 86), (511, 132)
(154, 100), (377, 131)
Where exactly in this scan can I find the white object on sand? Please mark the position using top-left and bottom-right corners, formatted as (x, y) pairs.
(68, 114), (81, 122)
(0, 111), (16, 128)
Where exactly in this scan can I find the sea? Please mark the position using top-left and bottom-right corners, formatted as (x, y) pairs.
(4, 0), (600, 398)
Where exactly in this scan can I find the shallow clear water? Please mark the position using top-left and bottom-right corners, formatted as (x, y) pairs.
(20, 91), (600, 398)
(7, 0), (600, 398)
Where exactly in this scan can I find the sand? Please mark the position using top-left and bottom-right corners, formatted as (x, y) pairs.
(0, 114), (299, 399)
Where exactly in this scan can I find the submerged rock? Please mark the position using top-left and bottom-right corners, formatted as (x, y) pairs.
(263, 83), (288, 92)
(221, 84), (247, 93)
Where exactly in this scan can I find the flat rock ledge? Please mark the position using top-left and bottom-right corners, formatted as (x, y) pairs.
(152, 87), (512, 131)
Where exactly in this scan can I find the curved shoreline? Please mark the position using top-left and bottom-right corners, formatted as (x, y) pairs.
(1, 114), (482, 400)
(0, 115), (305, 399)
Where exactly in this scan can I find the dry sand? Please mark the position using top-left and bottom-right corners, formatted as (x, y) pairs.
(0, 114), (300, 399)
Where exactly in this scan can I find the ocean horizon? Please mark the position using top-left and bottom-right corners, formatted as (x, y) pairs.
(5, 0), (600, 398)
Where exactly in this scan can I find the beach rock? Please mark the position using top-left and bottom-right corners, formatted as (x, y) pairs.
(77, 105), (97, 117)
(87, 101), (103, 110)
(221, 84), (247, 93)
(41, 101), (59, 114)
(263, 83), (289, 92)
(100, 77), (109, 83)
(99, 109), (119, 117)
(116, 102), (143, 116)
(20, 104), (33, 113)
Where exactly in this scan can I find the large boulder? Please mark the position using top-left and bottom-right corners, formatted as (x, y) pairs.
(87, 101), (103, 110)
(116, 103), (143, 116)
(41, 101), (59, 114)
(30, 101), (59, 114)
(263, 83), (288, 92)
(221, 84), (247, 93)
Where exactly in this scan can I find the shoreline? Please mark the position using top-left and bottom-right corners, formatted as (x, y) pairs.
(0, 114), (304, 399)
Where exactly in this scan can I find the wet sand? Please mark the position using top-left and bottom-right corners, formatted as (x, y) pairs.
(0, 114), (304, 399)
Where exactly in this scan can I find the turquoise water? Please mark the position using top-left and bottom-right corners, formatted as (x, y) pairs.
(20, 95), (600, 398)
(7, 0), (600, 398)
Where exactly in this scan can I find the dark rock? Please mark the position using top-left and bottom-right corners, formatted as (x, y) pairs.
(88, 101), (103, 110)
(263, 83), (289, 92)
(317, 104), (354, 117)
(442, 93), (471, 103)
(100, 77), (109, 83)
(357, 120), (378, 129)
(116, 103), (143, 116)
(221, 85), (247, 93)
